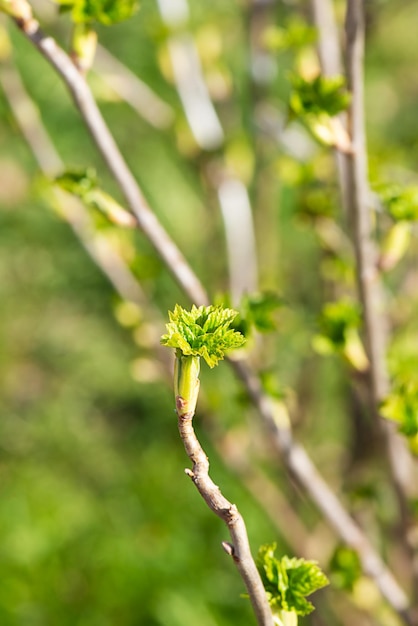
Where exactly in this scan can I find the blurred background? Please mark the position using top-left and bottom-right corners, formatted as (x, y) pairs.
(1, 0), (418, 624)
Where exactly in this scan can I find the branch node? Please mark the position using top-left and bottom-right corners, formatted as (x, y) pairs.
(184, 467), (195, 479)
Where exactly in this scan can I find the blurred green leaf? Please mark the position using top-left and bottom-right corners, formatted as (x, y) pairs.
(312, 300), (368, 371)
(329, 546), (361, 591)
(381, 380), (418, 438)
(289, 74), (351, 151)
(262, 17), (317, 52)
(375, 183), (418, 221)
(54, 169), (136, 227)
(53, 0), (139, 24)
(242, 292), (284, 333)
(289, 74), (350, 118)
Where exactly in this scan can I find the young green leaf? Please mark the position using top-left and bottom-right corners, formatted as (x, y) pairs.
(289, 74), (350, 118)
(329, 546), (362, 591)
(312, 299), (368, 372)
(54, 169), (136, 227)
(53, 0), (138, 25)
(161, 304), (245, 368)
(257, 543), (328, 620)
(381, 380), (418, 439)
(289, 74), (351, 152)
(375, 183), (418, 222)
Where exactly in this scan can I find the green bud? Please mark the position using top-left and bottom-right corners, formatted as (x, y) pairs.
(174, 353), (200, 417)
(379, 221), (411, 272)
(71, 23), (97, 73)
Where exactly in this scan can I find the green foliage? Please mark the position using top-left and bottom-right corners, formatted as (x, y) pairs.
(262, 17), (317, 52)
(376, 183), (418, 221)
(329, 546), (362, 591)
(161, 304), (245, 368)
(240, 292), (284, 334)
(289, 74), (351, 150)
(312, 300), (368, 371)
(54, 169), (135, 227)
(381, 380), (418, 439)
(257, 543), (328, 620)
(289, 74), (350, 118)
(217, 291), (284, 337)
(54, 0), (138, 25)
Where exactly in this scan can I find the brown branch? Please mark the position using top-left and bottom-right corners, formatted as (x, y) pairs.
(9, 9), (414, 623)
(178, 409), (274, 626)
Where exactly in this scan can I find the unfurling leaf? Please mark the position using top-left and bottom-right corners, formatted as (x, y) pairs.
(54, 169), (136, 227)
(161, 304), (245, 368)
(289, 74), (351, 152)
(257, 543), (328, 621)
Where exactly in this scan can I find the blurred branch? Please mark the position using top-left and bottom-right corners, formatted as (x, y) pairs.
(93, 44), (175, 129)
(310, 0), (350, 215)
(12, 11), (209, 307)
(177, 406), (274, 626)
(231, 357), (414, 624)
(7, 9), (414, 623)
(344, 0), (416, 547)
(0, 49), (149, 309)
(156, 0), (223, 149)
(157, 0), (258, 301)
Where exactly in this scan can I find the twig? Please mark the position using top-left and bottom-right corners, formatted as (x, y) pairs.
(9, 10), (413, 623)
(13, 13), (209, 307)
(310, 0), (350, 216)
(93, 44), (174, 130)
(157, 0), (258, 300)
(177, 407), (274, 626)
(344, 0), (416, 570)
(231, 357), (414, 624)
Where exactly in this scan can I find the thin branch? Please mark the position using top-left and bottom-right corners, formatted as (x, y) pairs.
(344, 0), (416, 563)
(177, 407), (274, 626)
(9, 10), (414, 623)
(156, 0), (258, 300)
(310, 0), (350, 216)
(93, 44), (175, 130)
(231, 357), (414, 624)
(13, 14), (209, 307)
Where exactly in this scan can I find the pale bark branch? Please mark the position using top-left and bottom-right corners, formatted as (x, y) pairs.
(178, 410), (274, 626)
(13, 14), (209, 307)
(344, 0), (416, 565)
(313, 0), (416, 603)
(231, 358), (413, 624)
(94, 44), (175, 129)
(9, 10), (414, 623)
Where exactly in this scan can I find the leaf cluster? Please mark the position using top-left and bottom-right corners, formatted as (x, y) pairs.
(257, 543), (328, 618)
(329, 546), (361, 591)
(381, 380), (418, 439)
(54, 169), (135, 228)
(289, 74), (350, 118)
(315, 300), (361, 349)
(375, 183), (418, 222)
(222, 291), (284, 338)
(262, 17), (317, 52)
(160, 305), (245, 368)
(312, 299), (368, 371)
(54, 0), (138, 25)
